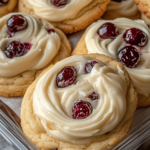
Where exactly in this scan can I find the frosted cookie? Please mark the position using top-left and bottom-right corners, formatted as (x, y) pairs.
(72, 18), (150, 108)
(0, 0), (18, 17)
(19, 0), (110, 34)
(0, 13), (71, 97)
(21, 54), (137, 150)
(102, 0), (141, 20)
(134, 0), (150, 27)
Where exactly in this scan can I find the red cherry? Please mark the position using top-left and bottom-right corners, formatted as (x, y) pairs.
(4, 41), (32, 58)
(0, 0), (9, 5)
(123, 28), (148, 47)
(88, 92), (99, 101)
(85, 61), (98, 74)
(51, 0), (68, 7)
(97, 23), (119, 39)
(72, 100), (93, 119)
(7, 15), (28, 33)
(47, 29), (55, 33)
(118, 46), (140, 68)
(56, 66), (77, 88)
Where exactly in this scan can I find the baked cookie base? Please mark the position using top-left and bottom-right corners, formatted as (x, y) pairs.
(134, 0), (150, 20)
(21, 53), (137, 150)
(0, 0), (18, 17)
(0, 28), (71, 97)
(19, 0), (110, 34)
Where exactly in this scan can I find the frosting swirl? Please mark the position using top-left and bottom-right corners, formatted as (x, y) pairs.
(0, 13), (60, 77)
(26, 0), (93, 22)
(103, 0), (140, 19)
(85, 18), (150, 96)
(33, 55), (127, 144)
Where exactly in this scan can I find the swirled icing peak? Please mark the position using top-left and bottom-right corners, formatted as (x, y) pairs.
(0, 13), (60, 77)
(33, 55), (127, 144)
(85, 18), (150, 96)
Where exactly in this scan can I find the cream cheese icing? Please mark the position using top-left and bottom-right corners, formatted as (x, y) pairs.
(103, 0), (140, 19)
(85, 18), (150, 96)
(141, 13), (150, 27)
(26, 0), (93, 22)
(0, 13), (60, 77)
(33, 55), (127, 144)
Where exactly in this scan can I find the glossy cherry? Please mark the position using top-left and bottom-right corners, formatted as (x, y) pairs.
(97, 22), (119, 39)
(0, 0), (9, 5)
(123, 28), (148, 47)
(85, 61), (98, 74)
(56, 66), (77, 88)
(7, 15), (28, 33)
(51, 0), (68, 7)
(88, 92), (99, 101)
(47, 29), (55, 33)
(4, 41), (32, 58)
(117, 46), (140, 68)
(72, 100), (93, 119)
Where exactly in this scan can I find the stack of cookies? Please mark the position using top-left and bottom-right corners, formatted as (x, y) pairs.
(0, 0), (150, 149)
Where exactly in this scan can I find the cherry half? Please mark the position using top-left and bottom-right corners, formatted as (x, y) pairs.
(4, 41), (32, 58)
(97, 23), (119, 39)
(123, 28), (148, 47)
(0, 0), (9, 6)
(56, 66), (77, 88)
(7, 15), (28, 33)
(47, 29), (55, 34)
(51, 0), (68, 7)
(72, 100), (93, 119)
(117, 46), (140, 68)
(88, 92), (99, 101)
(85, 61), (98, 74)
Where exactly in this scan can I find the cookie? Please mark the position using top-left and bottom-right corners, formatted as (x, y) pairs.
(134, 0), (150, 27)
(21, 54), (137, 150)
(72, 18), (150, 108)
(102, 0), (141, 20)
(0, 13), (71, 97)
(18, 0), (110, 34)
(0, 0), (18, 17)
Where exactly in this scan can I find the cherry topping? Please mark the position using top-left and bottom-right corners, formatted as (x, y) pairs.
(7, 15), (28, 33)
(4, 41), (32, 58)
(118, 46), (140, 68)
(111, 0), (122, 2)
(123, 28), (148, 47)
(88, 92), (99, 101)
(97, 23), (119, 39)
(85, 61), (98, 74)
(0, 0), (9, 6)
(56, 66), (77, 88)
(72, 100), (93, 119)
(51, 0), (68, 7)
(47, 29), (55, 33)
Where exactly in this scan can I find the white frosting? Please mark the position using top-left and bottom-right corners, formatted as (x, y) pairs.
(0, 13), (60, 77)
(104, 0), (140, 19)
(33, 55), (127, 144)
(85, 18), (150, 96)
(26, 0), (93, 22)
(141, 13), (150, 27)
